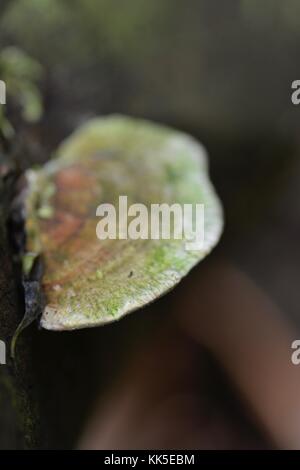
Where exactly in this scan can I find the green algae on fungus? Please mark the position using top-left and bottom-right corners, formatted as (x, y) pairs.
(23, 115), (223, 331)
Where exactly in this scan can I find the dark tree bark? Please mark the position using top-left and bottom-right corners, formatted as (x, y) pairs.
(0, 175), (41, 448)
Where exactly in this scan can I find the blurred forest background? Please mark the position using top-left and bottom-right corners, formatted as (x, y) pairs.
(0, 0), (300, 449)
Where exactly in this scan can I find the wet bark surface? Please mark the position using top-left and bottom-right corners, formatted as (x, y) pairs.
(0, 188), (41, 448)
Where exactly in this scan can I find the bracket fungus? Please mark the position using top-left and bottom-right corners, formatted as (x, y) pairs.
(21, 115), (223, 331)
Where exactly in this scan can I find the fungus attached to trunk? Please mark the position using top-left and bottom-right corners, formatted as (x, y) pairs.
(20, 115), (223, 332)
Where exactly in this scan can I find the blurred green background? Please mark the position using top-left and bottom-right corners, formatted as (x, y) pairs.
(1, 0), (299, 233)
(1, 0), (299, 310)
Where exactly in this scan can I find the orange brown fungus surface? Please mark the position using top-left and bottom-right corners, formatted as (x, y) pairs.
(24, 115), (223, 330)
